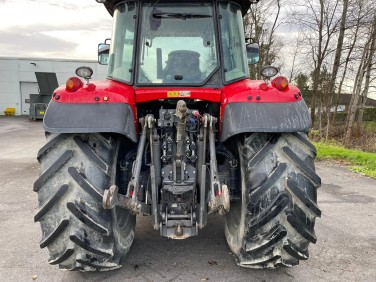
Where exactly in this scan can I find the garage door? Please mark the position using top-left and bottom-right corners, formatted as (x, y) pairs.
(20, 82), (38, 115)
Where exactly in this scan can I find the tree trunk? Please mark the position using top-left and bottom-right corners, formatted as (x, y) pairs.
(310, 0), (326, 127)
(289, 36), (300, 82)
(356, 14), (376, 132)
(325, 103), (331, 140)
(332, 22), (360, 123)
(344, 43), (370, 144)
(326, 0), (348, 136)
(319, 99), (323, 135)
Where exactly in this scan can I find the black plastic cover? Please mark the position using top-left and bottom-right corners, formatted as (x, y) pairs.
(103, 0), (254, 17)
(35, 72), (59, 95)
(43, 101), (137, 142)
(220, 100), (312, 142)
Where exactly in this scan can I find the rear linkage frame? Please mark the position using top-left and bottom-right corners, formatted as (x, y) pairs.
(103, 100), (230, 239)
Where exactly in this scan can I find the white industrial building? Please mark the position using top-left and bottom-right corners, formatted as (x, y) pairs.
(0, 57), (107, 116)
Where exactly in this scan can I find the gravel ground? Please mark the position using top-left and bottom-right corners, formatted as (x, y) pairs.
(0, 116), (375, 282)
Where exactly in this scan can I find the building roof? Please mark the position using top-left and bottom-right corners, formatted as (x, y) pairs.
(338, 94), (376, 107)
(301, 90), (376, 107)
(0, 57), (97, 63)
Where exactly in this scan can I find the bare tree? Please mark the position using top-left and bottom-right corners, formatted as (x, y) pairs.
(331, 1), (364, 123)
(245, 0), (284, 79)
(245, 0), (376, 146)
(288, 34), (304, 82)
(345, 13), (376, 144)
(264, 0), (282, 65)
(355, 16), (376, 133)
(289, 0), (341, 126)
(325, 0), (349, 140)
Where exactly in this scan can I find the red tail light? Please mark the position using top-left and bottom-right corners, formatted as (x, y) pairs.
(66, 77), (83, 92)
(272, 76), (289, 91)
(259, 82), (268, 91)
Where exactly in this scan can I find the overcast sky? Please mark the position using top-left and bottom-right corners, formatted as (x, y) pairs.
(0, 0), (295, 61)
(0, 0), (113, 60)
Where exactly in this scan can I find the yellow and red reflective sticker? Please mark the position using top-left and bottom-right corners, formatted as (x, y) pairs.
(167, 91), (179, 98)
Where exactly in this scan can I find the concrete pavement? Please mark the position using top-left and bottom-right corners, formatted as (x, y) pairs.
(0, 116), (375, 281)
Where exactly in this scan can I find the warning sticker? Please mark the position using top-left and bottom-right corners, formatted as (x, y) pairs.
(179, 91), (191, 97)
(167, 91), (191, 98)
(167, 91), (179, 98)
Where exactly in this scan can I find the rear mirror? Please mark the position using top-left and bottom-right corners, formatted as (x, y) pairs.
(245, 36), (254, 44)
(246, 42), (260, 65)
(98, 43), (110, 65)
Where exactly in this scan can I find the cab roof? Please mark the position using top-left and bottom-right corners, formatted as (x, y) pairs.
(103, 0), (258, 17)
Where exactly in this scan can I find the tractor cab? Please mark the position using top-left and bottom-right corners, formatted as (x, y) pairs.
(98, 0), (259, 87)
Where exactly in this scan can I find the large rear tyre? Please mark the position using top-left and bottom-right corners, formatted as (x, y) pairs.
(34, 133), (136, 271)
(225, 133), (321, 268)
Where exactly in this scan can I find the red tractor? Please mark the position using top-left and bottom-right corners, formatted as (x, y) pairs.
(34, 0), (321, 271)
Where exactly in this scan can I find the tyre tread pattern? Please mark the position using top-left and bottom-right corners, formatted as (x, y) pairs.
(68, 167), (103, 201)
(248, 192), (289, 231)
(69, 234), (113, 258)
(39, 219), (70, 249)
(282, 146), (321, 186)
(248, 135), (280, 169)
(48, 248), (74, 265)
(76, 259), (119, 270)
(291, 132), (317, 156)
(67, 201), (109, 235)
(73, 136), (109, 175)
(235, 132), (321, 268)
(245, 224), (287, 253)
(37, 134), (68, 161)
(286, 209), (317, 243)
(283, 239), (309, 260)
(251, 163), (287, 198)
(34, 133), (135, 271)
(33, 151), (73, 192)
(286, 178), (321, 217)
(34, 184), (69, 222)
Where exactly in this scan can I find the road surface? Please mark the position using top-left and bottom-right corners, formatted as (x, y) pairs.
(0, 116), (375, 281)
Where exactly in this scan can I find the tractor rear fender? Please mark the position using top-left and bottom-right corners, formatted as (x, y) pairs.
(220, 79), (312, 142)
(44, 101), (137, 142)
(43, 80), (138, 142)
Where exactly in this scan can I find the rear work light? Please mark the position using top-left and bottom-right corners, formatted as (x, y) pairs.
(272, 76), (289, 91)
(66, 77), (83, 92)
(261, 66), (279, 79)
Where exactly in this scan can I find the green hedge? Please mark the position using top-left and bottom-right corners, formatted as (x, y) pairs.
(364, 108), (376, 121)
(328, 108), (376, 123)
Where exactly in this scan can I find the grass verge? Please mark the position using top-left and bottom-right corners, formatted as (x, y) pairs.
(313, 142), (376, 178)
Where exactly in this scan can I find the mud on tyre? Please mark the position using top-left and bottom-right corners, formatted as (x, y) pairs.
(225, 132), (321, 268)
(34, 133), (136, 271)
